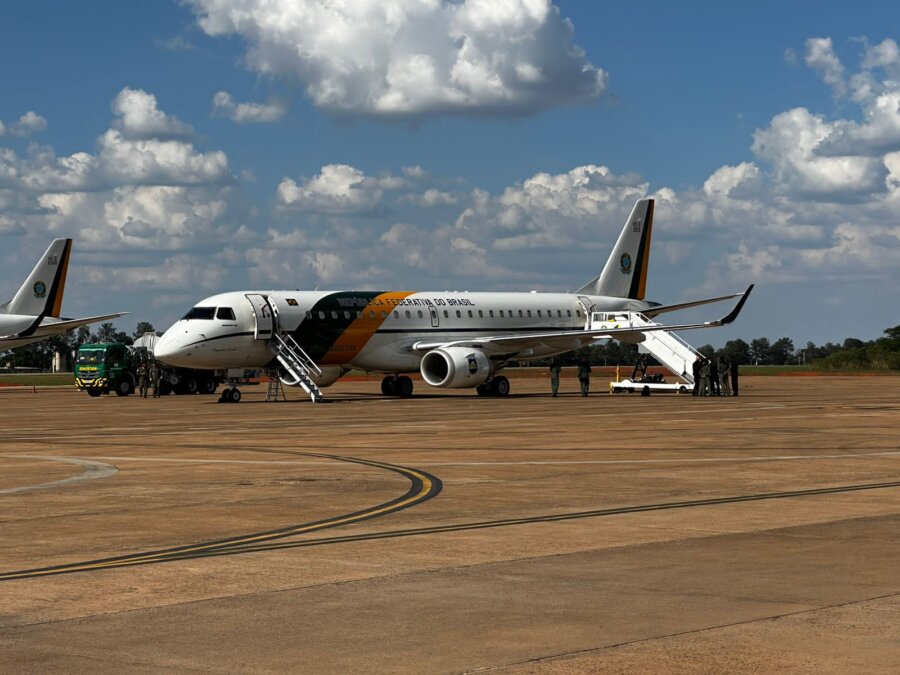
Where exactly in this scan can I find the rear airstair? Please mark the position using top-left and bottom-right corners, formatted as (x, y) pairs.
(270, 333), (324, 402)
(589, 311), (702, 385)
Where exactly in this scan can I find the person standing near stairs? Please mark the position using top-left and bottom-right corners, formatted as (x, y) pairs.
(549, 358), (561, 397)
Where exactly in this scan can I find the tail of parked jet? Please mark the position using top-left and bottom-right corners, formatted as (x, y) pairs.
(1, 238), (72, 317)
(576, 199), (654, 299)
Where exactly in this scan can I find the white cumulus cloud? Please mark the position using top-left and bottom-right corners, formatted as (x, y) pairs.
(0, 111), (47, 137)
(211, 91), (288, 123)
(112, 87), (194, 139)
(187, 0), (606, 119)
(277, 163), (408, 214)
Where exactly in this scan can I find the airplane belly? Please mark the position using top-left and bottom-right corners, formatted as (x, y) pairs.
(350, 334), (421, 372)
(186, 338), (271, 369)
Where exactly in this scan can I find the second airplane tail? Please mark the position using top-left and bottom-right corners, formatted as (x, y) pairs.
(1, 238), (72, 318)
(575, 198), (654, 299)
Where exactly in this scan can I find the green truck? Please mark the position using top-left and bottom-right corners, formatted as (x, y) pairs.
(74, 342), (219, 397)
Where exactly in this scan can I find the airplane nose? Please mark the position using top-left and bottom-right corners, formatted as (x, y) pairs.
(154, 326), (189, 365)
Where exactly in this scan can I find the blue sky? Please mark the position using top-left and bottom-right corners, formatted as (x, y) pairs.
(1, 1), (899, 347)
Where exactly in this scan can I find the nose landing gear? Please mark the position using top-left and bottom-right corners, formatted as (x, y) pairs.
(219, 387), (241, 403)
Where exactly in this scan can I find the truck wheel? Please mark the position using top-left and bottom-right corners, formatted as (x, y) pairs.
(114, 378), (134, 397)
(87, 389), (102, 398)
(175, 378), (199, 395)
(199, 376), (217, 395)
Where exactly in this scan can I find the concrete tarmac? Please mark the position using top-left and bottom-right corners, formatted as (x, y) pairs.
(0, 374), (898, 673)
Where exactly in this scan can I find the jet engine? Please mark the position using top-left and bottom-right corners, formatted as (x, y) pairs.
(420, 347), (492, 388)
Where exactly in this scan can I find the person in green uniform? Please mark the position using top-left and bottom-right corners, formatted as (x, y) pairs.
(549, 358), (561, 397)
(150, 361), (163, 398)
(718, 357), (730, 396)
(137, 360), (149, 398)
(577, 359), (591, 397)
(699, 358), (711, 396)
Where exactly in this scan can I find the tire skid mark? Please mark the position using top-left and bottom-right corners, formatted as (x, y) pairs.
(0, 452), (441, 581)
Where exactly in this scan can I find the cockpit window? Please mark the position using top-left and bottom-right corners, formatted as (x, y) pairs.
(216, 307), (236, 321)
(183, 307), (215, 320)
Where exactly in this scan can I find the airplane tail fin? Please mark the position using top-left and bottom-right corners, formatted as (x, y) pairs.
(575, 198), (654, 299)
(3, 238), (72, 317)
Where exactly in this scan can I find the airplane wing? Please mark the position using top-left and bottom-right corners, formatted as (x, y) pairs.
(0, 312), (129, 343)
(36, 313), (130, 334)
(641, 289), (747, 319)
(411, 286), (753, 357)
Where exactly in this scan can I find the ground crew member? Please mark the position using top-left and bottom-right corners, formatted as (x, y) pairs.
(137, 360), (149, 398)
(549, 358), (561, 397)
(577, 359), (591, 397)
(719, 358), (731, 396)
(151, 361), (163, 398)
(709, 358), (720, 396)
(730, 360), (740, 397)
(692, 357), (702, 396)
(699, 358), (711, 396)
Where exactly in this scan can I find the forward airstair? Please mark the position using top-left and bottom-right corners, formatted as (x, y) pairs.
(589, 311), (701, 385)
(270, 333), (324, 402)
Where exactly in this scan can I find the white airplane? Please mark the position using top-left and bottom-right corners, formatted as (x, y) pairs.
(155, 199), (752, 401)
(0, 239), (127, 351)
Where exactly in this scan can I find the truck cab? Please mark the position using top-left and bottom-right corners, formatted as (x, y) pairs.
(74, 342), (136, 397)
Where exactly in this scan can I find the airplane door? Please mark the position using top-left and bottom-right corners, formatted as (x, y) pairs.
(429, 305), (440, 328)
(246, 293), (274, 340)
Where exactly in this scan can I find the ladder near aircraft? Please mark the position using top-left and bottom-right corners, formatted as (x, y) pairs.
(270, 332), (324, 402)
(590, 311), (702, 384)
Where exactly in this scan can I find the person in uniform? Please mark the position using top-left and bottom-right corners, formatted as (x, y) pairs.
(718, 357), (731, 396)
(709, 358), (720, 396)
(699, 358), (711, 396)
(577, 359), (591, 397)
(549, 358), (561, 397)
(730, 360), (740, 397)
(692, 357), (702, 396)
(151, 361), (163, 398)
(137, 359), (149, 398)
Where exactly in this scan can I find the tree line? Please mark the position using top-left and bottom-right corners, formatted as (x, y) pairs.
(4, 321), (899, 371)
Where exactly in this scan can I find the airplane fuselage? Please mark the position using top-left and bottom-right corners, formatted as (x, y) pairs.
(155, 289), (652, 382)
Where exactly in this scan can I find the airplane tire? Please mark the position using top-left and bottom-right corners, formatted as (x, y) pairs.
(396, 376), (414, 398)
(219, 388), (240, 403)
(476, 384), (489, 396)
(381, 376), (396, 396)
(492, 376), (510, 397)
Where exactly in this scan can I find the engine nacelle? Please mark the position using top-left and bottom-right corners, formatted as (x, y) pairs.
(420, 347), (492, 388)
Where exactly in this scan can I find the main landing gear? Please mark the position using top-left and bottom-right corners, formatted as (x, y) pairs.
(476, 375), (510, 397)
(218, 387), (241, 403)
(381, 375), (414, 398)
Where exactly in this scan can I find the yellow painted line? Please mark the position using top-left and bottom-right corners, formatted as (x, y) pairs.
(0, 453), (439, 581)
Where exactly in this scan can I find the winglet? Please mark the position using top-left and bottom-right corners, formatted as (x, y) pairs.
(713, 284), (754, 326)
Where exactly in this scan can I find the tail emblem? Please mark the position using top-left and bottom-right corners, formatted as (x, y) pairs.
(33, 281), (47, 298)
(619, 253), (632, 275)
